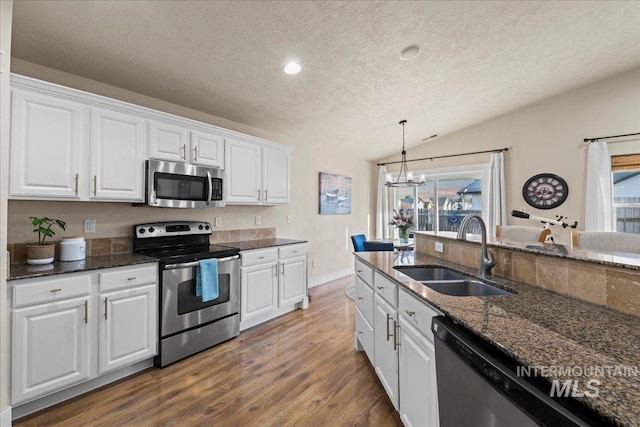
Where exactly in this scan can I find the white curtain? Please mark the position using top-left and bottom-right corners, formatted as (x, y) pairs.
(376, 166), (389, 239)
(486, 152), (507, 233)
(585, 141), (613, 231)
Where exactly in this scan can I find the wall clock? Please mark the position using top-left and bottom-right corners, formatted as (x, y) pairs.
(522, 173), (568, 209)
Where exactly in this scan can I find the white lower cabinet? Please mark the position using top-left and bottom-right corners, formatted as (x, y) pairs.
(99, 284), (157, 375)
(10, 263), (158, 407)
(374, 293), (399, 410)
(240, 244), (308, 330)
(354, 257), (441, 426)
(12, 296), (91, 404)
(398, 316), (439, 427)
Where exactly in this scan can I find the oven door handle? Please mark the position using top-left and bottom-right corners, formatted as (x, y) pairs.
(164, 255), (240, 270)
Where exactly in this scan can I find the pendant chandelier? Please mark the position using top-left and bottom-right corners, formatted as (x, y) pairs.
(386, 120), (425, 187)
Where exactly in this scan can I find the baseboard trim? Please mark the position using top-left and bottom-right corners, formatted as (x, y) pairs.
(308, 268), (353, 288)
(12, 359), (153, 420)
(0, 406), (11, 427)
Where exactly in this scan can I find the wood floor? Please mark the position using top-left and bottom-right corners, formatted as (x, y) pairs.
(15, 275), (402, 427)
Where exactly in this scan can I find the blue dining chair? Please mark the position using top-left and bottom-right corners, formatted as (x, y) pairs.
(363, 241), (394, 252)
(351, 234), (367, 252)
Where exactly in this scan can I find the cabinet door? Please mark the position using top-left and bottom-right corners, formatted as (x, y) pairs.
(12, 297), (90, 404)
(225, 139), (261, 204)
(398, 316), (439, 427)
(241, 263), (277, 321)
(191, 130), (224, 168)
(262, 146), (289, 205)
(99, 284), (157, 374)
(278, 256), (306, 307)
(10, 89), (86, 198)
(374, 294), (399, 410)
(90, 107), (145, 201)
(148, 120), (189, 163)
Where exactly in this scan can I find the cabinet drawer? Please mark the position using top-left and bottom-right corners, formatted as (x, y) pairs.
(278, 243), (308, 259)
(355, 306), (374, 365)
(241, 248), (278, 267)
(13, 275), (91, 307)
(354, 258), (373, 285)
(399, 289), (443, 342)
(355, 276), (374, 325)
(374, 272), (397, 307)
(100, 265), (157, 292)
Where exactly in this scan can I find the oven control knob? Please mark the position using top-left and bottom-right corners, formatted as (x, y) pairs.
(148, 227), (155, 233)
(198, 225), (203, 230)
(138, 228), (145, 234)
(205, 225), (210, 230)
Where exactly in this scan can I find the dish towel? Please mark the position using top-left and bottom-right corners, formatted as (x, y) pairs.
(196, 259), (219, 302)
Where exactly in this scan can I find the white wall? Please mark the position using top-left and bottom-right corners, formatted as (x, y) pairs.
(7, 60), (373, 285)
(378, 67), (640, 245)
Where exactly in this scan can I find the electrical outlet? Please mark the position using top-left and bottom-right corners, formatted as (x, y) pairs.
(312, 259), (317, 268)
(287, 215), (292, 224)
(255, 215), (261, 225)
(215, 217), (221, 227)
(84, 219), (96, 233)
(435, 241), (444, 253)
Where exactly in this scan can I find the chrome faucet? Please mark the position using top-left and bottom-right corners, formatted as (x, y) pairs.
(456, 214), (496, 277)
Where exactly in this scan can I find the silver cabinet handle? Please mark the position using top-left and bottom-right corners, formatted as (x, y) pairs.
(75, 174), (79, 195)
(273, 264), (278, 277)
(357, 296), (363, 300)
(182, 144), (186, 160)
(264, 189), (268, 202)
(127, 277), (136, 281)
(357, 269), (363, 273)
(386, 313), (392, 341)
(194, 145), (199, 162)
(257, 188), (261, 201)
(50, 288), (62, 293)
(104, 297), (108, 320)
(93, 176), (97, 196)
(357, 331), (363, 335)
(84, 300), (88, 324)
(376, 286), (384, 290)
(405, 310), (415, 317)
(280, 262), (285, 276)
(393, 321), (400, 350)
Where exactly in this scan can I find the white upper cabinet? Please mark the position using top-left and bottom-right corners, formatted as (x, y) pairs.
(148, 122), (225, 168)
(190, 130), (224, 168)
(90, 107), (145, 201)
(148, 120), (189, 163)
(262, 146), (290, 205)
(225, 139), (291, 205)
(10, 89), (86, 199)
(225, 139), (262, 204)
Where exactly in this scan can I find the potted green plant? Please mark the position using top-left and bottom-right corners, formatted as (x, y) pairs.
(26, 217), (66, 265)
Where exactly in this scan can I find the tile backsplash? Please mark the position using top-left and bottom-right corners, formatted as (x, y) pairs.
(415, 233), (640, 317)
(8, 227), (277, 264)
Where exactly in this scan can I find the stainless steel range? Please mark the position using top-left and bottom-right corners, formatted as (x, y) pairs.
(133, 221), (240, 367)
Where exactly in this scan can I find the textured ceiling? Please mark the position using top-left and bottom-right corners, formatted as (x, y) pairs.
(10, 1), (640, 160)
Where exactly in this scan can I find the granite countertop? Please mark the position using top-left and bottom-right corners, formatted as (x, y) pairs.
(356, 251), (640, 427)
(8, 253), (158, 281)
(415, 231), (640, 270)
(225, 238), (308, 251)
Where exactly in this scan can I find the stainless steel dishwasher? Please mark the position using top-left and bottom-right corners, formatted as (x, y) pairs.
(432, 316), (605, 427)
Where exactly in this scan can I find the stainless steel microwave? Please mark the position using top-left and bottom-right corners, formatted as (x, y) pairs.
(144, 160), (224, 208)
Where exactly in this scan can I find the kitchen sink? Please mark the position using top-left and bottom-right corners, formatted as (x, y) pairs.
(421, 279), (513, 297)
(394, 265), (514, 297)
(394, 266), (468, 281)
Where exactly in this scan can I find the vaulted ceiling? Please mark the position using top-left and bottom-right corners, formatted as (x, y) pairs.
(11, 1), (640, 160)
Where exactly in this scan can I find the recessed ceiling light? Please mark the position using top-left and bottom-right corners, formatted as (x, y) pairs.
(284, 62), (301, 75)
(399, 44), (420, 60)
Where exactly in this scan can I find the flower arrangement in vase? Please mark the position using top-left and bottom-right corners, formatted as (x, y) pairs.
(26, 217), (66, 265)
(390, 209), (413, 243)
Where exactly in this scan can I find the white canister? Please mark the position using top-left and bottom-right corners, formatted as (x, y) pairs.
(60, 237), (86, 261)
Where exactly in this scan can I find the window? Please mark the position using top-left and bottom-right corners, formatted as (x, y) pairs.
(612, 154), (640, 234)
(388, 164), (489, 237)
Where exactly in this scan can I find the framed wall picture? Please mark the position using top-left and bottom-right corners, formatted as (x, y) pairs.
(319, 172), (351, 215)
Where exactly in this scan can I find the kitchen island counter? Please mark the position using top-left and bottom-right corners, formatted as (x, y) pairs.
(355, 250), (640, 427)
